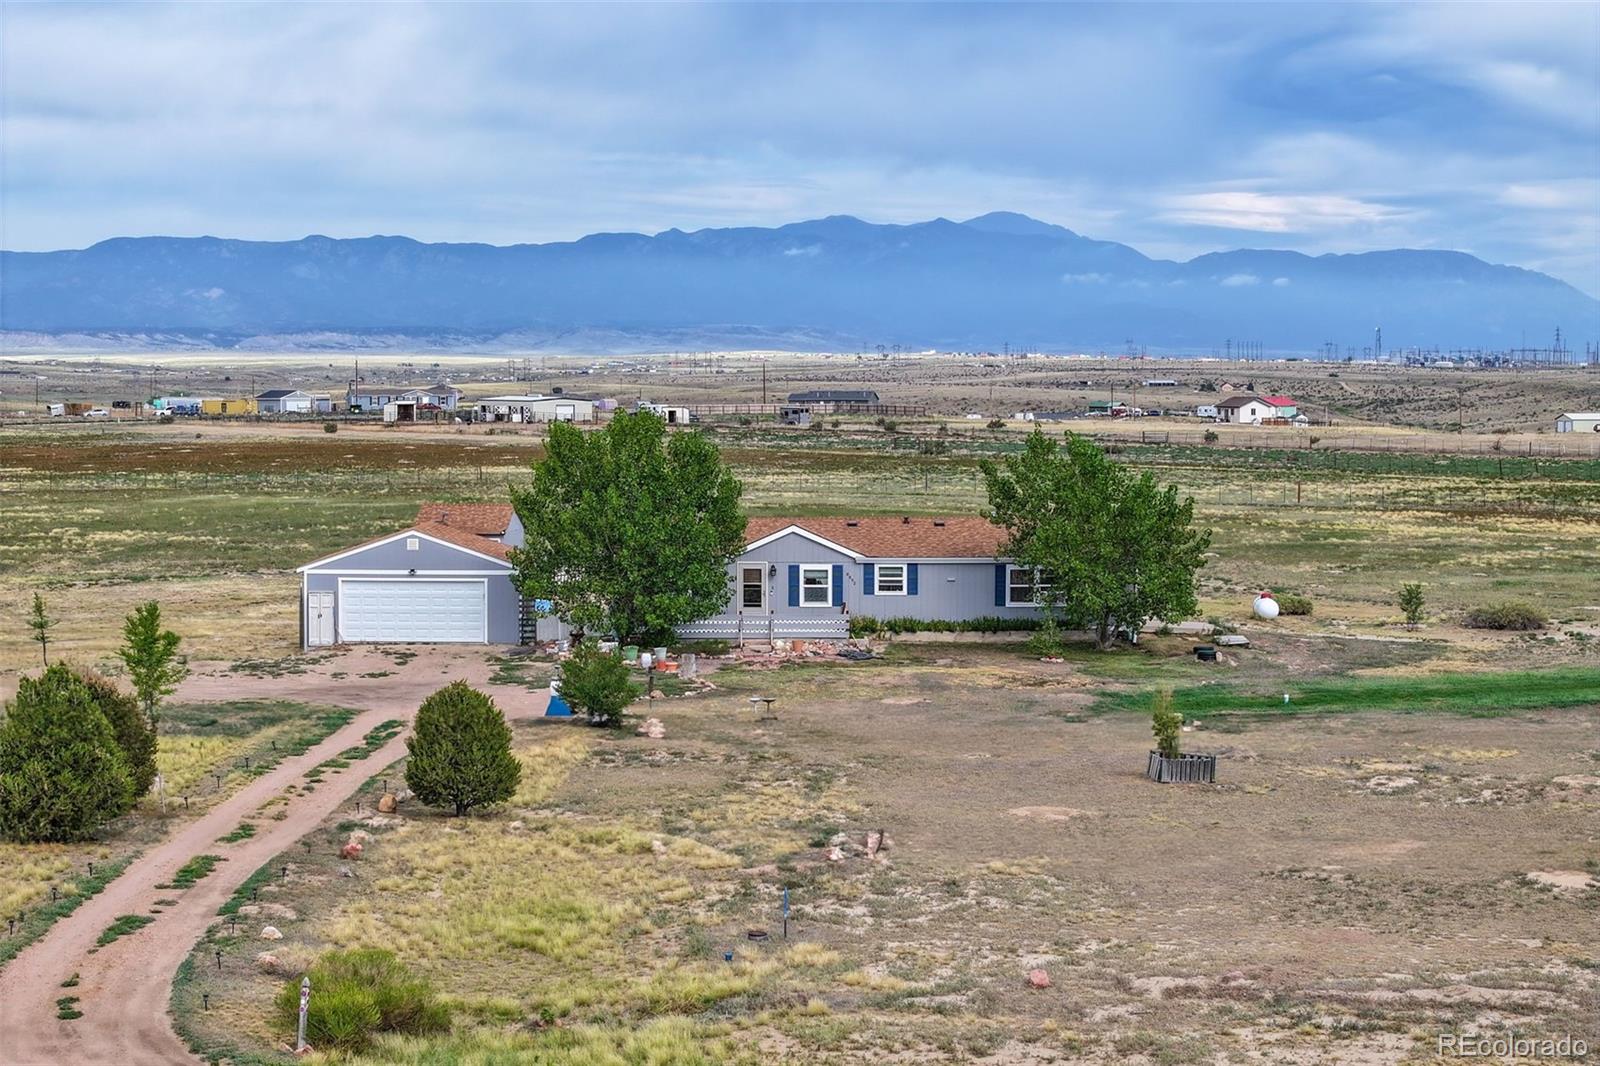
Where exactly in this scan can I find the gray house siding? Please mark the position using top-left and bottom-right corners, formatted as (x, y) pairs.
(299, 533), (522, 647)
(679, 529), (1047, 639)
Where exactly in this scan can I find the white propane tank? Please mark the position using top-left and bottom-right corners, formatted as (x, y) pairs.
(1252, 591), (1280, 620)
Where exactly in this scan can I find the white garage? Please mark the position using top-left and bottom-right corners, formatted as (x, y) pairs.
(338, 579), (487, 643)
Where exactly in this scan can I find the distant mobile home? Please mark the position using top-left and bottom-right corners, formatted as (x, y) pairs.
(256, 389), (331, 414)
(348, 383), (461, 412)
(476, 395), (596, 423)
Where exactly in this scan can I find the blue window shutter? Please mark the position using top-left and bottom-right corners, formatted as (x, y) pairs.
(907, 563), (919, 596)
(994, 563), (1007, 606)
(831, 564), (844, 607)
(863, 563), (875, 595)
(788, 565), (800, 607)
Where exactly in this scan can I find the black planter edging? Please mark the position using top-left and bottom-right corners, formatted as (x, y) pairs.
(1147, 751), (1217, 783)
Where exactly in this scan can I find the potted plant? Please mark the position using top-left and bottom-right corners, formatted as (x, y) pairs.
(1146, 689), (1216, 783)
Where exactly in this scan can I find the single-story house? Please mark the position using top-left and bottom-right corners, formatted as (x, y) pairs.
(256, 389), (323, 414)
(1261, 395), (1299, 418)
(786, 389), (881, 407)
(1087, 400), (1127, 416)
(347, 383), (461, 412)
(1216, 395), (1275, 424)
(201, 397), (256, 416)
(300, 508), (1044, 647)
(476, 395), (596, 423)
(678, 515), (1049, 641)
(1555, 412), (1600, 433)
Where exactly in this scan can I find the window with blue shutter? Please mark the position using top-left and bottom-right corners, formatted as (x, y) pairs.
(994, 563), (1007, 606)
(788, 565), (800, 607)
(863, 563), (875, 595)
(831, 564), (844, 607)
(907, 563), (919, 596)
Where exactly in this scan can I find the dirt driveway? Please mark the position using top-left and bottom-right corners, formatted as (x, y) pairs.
(0, 646), (540, 1066)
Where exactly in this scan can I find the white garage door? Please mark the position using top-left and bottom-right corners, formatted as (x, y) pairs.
(340, 579), (486, 643)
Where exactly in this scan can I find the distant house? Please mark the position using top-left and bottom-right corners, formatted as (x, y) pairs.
(785, 389), (881, 407)
(1087, 400), (1127, 417)
(1142, 379), (1178, 387)
(1261, 395), (1299, 418)
(476, 394), (596, 423)
(635, 401), (694, 424)
(1556, 412), (1600, 433)
(256, 388), (329, 414)
(1216, 396), (1276, 424)
(347, 382), (460, 412)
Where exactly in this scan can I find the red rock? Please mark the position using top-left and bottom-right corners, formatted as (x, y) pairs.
(339, 841), (363, 860)
(1027, 969), (1052, 989)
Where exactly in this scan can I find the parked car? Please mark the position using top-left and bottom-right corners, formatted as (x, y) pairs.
(85, 408), (110, 418)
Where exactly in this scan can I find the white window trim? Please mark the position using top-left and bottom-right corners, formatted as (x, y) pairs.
(1006, 565), (1051, 607)
(874, 563), (908, 596)
(799, 565), (832, 607)
(739, 561), (768, 612)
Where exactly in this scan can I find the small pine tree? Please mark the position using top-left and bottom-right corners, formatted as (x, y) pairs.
(0, 665), (133, 842)
(80, 671), (158, 803)
(560, 639), (641, 727)
(404, 682), (519, 816)
(1151, 688), (1182, 760)
(1398, 583), (1425, 629)
(117, 602), (187, 727)
(27, 593), (56, 668)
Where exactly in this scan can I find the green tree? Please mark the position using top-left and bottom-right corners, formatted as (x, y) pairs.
(1151, 688), (1182, 759)
(560, 639), (641, 727)
(1398, 583), (1426, 629)
(80, 672), (158, 802)
(27, 593), (56, 668)
(0, 665), (133, 842)
(404, 682), (520, 816)
(509, 412), (746, 643)
(117, 602), (187, 727)
(980, 432), (1212, 649)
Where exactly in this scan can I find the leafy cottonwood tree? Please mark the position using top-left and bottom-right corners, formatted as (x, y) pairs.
(560, 639), (641, 727)
(118, 602), (188, 726)
(510, 412), (746, 644)
(404, 682), (520, 816)
(80, 672), (158, 801)
(980, 432), (1212, 649)
(0, 665), (134, 842)
(27, 593), (56, 668)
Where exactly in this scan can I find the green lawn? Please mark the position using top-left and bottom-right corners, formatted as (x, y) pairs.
(1091, 667), (1600, 719)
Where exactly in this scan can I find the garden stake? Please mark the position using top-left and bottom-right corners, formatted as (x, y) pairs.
(202, 993), (209, 1011)
(215, 949), (222, 971)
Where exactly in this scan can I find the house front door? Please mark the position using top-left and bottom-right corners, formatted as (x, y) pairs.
(739, 563), (768, 613)
(307, 591), (335, 646)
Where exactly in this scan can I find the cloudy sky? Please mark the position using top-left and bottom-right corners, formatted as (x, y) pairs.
(4, 2), (1597, 294)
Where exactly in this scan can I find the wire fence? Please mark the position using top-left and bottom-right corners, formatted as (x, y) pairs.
(1087, 427), (1600, 459)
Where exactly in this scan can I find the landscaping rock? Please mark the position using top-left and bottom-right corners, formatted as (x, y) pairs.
(377, 793), (398, 813)
(339, 841), (363, 860)
(337, 865), (354, 878)
(1215, 634), (1251, 647)
(826, 846), (845, 863)
(347, 829), (372, 845)
(651, 839), (667, 857)
(259, 925), (283, 940)
(1027, 969), (1052, 989)
(254, 952), (280, 972)
(865, 829), (884, 859)
(636, 717), (667, 739)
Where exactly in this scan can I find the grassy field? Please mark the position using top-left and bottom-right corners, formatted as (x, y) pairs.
(3, 422), (1597, 672)
(170, 646), (1600, 1065)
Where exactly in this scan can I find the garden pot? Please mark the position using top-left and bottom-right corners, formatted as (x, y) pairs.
(1146, 751), (1217, 783)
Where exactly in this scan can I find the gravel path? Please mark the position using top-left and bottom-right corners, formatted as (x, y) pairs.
(0, 647), (539, 1065)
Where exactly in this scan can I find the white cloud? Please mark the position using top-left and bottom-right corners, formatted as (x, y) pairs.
(1272, 277), (1291, 287)
(1159, 191), (1408, 234)
(1220, 273), (1259, 287)
(1061, 272), (1109, 284)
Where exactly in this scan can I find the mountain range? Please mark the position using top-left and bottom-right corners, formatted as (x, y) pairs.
(2, 213), (1595, 353)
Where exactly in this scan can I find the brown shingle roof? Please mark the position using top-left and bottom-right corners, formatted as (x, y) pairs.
(745, 516), (1006, 559)
(1217, 395), (1262, 408)
(417, 503), (512, 535)
(412, 520), (511, 560)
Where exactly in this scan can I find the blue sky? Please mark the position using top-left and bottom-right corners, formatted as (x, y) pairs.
(3, 2), (1597, 294)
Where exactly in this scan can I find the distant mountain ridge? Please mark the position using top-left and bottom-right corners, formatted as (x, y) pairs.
(2, 213), (1595, 352)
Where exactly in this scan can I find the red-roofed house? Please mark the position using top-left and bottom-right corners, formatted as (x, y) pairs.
(298, 506), (1049, 647)
(1261, 395), (1299, 417)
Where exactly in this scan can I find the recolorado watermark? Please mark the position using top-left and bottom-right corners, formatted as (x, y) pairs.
(1438, 1030), (1589, 1059)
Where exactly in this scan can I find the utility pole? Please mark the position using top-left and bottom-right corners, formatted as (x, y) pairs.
(761, 360), (767, 406)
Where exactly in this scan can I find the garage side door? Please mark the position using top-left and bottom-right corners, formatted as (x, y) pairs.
(340, 579), (486, 643)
